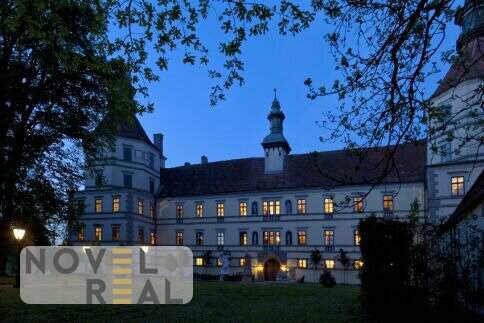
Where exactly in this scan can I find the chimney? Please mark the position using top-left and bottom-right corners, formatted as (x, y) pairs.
(153, 133), (163, 155)
(184, 162), (191, 166)
(201, 155), (208, 164)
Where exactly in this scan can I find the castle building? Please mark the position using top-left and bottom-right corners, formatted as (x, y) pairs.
(71, 1), (483, 284)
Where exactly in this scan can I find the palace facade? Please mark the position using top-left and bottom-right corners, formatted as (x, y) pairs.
(71, 1), (484, 284)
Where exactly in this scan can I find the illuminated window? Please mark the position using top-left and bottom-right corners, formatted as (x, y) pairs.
(95, 198), (102, 213)
(324, 230), (334, 249)
(138, 200), (144, 215)
(383, 195), (393, 212)
(354, 230), (361, 246)
(239, 258), (246, 267)
(195, 257), (204, 266)
(217, 231), (225, 246)
(297, 259), (307, 269)
(138, 226), (144, 242)
(325, 259), (335, 270)
(112, 224), (120, 241)
(196, 203), (204, 218)
(176, 231), (183, 245)
(176, 205), (183, 219)
(150, 205), (154, 218)
(217, 258), (223, 267)
(150, 232), (156, 245)
(297, 199), (306, 214)
(112, 197), (120, 213)
(354, 197), (364, 213)
(94, 225), (102, 241)
(263, 231), (281, 245)
(324, 197), (334, 214)
(451, 176), (464, 196)
(77, 224), (85, 241)
(354, 260), (364, 270)
(239, 201), (247, 216)
(239, 232), (248, 246)
(263, 200), (281, 215)
(297, 230), (307, 245)
(216, 202), (225, 217)
(196, 232), (204, 246)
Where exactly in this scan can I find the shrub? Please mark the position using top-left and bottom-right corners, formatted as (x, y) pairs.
(320, 270), (336, 287)
(194, 273), (219, 281)
(297, 276), (305, 283)
(223, 274), (242, 282)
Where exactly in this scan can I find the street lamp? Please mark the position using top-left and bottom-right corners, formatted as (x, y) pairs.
(12, 227), (26, 288)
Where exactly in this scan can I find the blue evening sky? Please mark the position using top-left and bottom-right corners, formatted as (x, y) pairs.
(135, 6), (461, 167)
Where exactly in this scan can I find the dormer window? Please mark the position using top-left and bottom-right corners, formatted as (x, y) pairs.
(123, 146), (132, 161)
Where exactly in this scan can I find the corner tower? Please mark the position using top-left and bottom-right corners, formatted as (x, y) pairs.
(262, 90), (291, 173)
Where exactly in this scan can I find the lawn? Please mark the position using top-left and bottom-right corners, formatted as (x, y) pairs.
(0, 281), (361, 322)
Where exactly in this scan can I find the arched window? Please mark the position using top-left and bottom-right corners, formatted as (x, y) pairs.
(252, 201), (258, 216)
(285, 200), (292, 215)
(252, 231), (259, 245)
(286, 231), (292, 245)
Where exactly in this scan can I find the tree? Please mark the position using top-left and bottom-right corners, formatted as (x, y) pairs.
(336, 248), (350, 284)
(310, 248), (322, 270)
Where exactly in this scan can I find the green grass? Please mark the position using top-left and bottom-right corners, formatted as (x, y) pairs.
(0, 282), (361, 322)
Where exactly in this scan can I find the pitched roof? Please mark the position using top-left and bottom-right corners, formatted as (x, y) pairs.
(431, 38), (484, 99)
(158, 141), (426, 197)
(443, 170), (484, 228)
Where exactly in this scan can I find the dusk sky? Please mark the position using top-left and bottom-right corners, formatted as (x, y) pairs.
(135, 6), (461, 168)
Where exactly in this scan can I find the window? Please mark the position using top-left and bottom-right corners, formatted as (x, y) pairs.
(77, 224), (85, 241)
(354, 230), (361, 246)
(297, 230), (307, 246)
(297, 259), (307, 269)
(176, 231), (184, 245)
(95, 171), (103, 186)
(286, 231), (293, 245)
(196, 232), (204, 246)
(138, 226), (144, 242)
(239, 202), (247, 216)
(383, 195), (394, 213)
(239, 258), (246, 267)
(440, 142), (451, 162)
(252, 202), (258, 215)
(77, 200), (85, 215)
(325, 259), (335, 270)
(216, 202), (225, 217)
(324, 230), (334, 249)
(354, 197), (364, 213)
(94, 225), (102, 241)
(324, 197), (334, 214)
(95, 198), (102, 214)
(138, 200), (144, 216)
(123, 147), (132, 161)
(150, 205), (154, 218)
(150, 232), (156, 245)
(297, 199), (306, 214)
(112, 224), (120, 241)
(263, 200), (281, 215)
(217, 258), (223, 267)
(451, 176), (465, 196)
(148, 152), (155, 168)
(123, 174), (132, 188)
(285, 200), (292, 214)
(195, 257), (204, 266)
(239, 232), (248, 246)
(149, 179), (154, 193)
(354, 260), (364, 270)
(263, 231), (281, 245)
(176, 205), (184, 219)
(196, 203), (204, 218)
(112, 197), (120, 213)
(217, 231), (225, 246)
(252, 232), (259, 245)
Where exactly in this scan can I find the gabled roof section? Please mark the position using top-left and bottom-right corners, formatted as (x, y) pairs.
(158, 141), (426, 198)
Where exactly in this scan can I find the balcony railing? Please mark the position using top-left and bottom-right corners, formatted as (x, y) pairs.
(262, 214), (280, 222)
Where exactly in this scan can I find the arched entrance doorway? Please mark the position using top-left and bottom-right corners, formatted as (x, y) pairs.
(264, 258), (280, 281)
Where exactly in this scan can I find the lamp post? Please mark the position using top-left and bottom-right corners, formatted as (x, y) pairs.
(12, 227), (26, 288)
